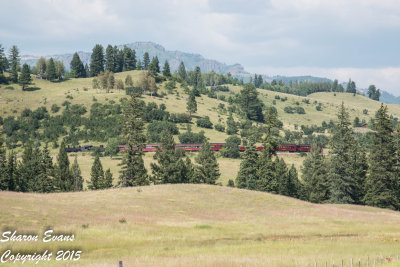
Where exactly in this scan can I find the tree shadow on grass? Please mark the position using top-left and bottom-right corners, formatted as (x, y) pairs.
(24, 87), (41, 91)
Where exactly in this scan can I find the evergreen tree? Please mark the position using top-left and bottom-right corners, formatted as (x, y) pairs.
(186, 90), (197, 116)
(123, 46), (136, 71)
(236, 139), (259, 189)
(136, 59), (142, 70)
(286, 164), (302, 198)
(143, 52), (150, 70)
(90, 44), (105, 76)
(56, 141), (74, 191)
(71, 155), (83, 191)
(9, 45), (19, 83)
(194, 140), (220, 184)
(226, 114), (238, 135)
(84, 64), (90, 78)
(255, 140), (277, 193)
(221, 135), (241, 158)
(89, 155), (104, 190)
(0, 130), (7, 190)
(149, 56), (160, 75)
(125, 74), (133, 87)
(46, 58), (57, 81)
(332, 79), (338, 92)
(364, 104), (399, 210)
(6, 151), (17, 191)
(192, 66), (204, 94)
(19, 64), (31, 90)
(104, 169), (113, 188)
(178, 61), (187, 81)
(163, 60), (171, 77)
(55, 60), (65, 81)
(151, 128), (191, 184)
(0, 44), (8, 83)
(346, 79), (356, 94)
(301, 143), (329, 203)
(70, 52), (85, 78)
(119, 94), (149, 186)
(115, 46), (124, 72)
(328, 103), (357, 204)
(238, 83), (264, 122)
(351, 145), (368, 204)
(105, 44), (116, 72)
(37, 143), (55, 193)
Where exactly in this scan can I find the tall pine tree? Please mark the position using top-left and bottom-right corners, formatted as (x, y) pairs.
(163, 60), (171, 77)
(90, 44), (105, 77)
(194, 140), (220, 184)
(89, 155), (104, 190)
(70, 52), (86, 78)
(71, 155), (83, 191)
(56, 141), (74, 191)
(9, 45), (19, 83)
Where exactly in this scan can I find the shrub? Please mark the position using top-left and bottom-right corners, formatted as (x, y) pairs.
(215, 123), (225, 132)
(221, 135), (241, 158)
(363, 109), (368, 115)
(169, 113), (192, 123)
(147, 121), (179, 143)
(215, 85), (229, 92)
(284, 106), (294, 114)
(178, 131), (206, 143)
(295, 107), (306, 114)
(196, 116), (213, 129)
(227, 179), (235, 187)
(274, 95), (280, 100)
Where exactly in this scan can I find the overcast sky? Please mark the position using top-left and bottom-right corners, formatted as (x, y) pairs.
(1, 0), (400, 95)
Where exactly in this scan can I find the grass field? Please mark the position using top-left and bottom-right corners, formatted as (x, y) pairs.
(1, 184), (400, 266)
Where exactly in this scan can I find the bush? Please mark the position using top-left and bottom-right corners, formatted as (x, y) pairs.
(316, 104), (322, 111)
(363, 109), (368, 115)
(51, 104), (60, 113)
(215, 124), (225, 132)
(284, 106), (294, 114)
(196, 116), (213, 129)
(178, 131), (206, 143)
(295, 107), (305, 114)
(169, 113), (192, 123)
(125, 86), (143, 96)
(215, 85), (229, 92)
(221, 135), (241, 158)
(227, 179), (235, 187)
(274, 95), (280, 100)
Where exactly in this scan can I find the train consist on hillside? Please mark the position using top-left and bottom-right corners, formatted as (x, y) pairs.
(118, 143), (317, 153)
(65, 143), (318, 153)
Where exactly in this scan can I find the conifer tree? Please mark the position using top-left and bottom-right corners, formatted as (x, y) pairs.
(286, 164), (302, 198)
(104, 169), (113, 189)
(125, 74), (133, 87)
(221, 135), (241, 158)
(56, 141), (74, 191)
(151, 128), (190, 184)
(364, 104), (399, 210)
(351, 145), (368, 204)
(0, 44), (8, 83)
(9, 45), (19, 83)
(236, 139), (259, 189)
(143, 52), (150, 70)
(149, 56), (160, 75)
(71, 155), (83, 191)
(163, 60), (171, 77)
(36, 57), (46, 78)
(0, 130), (7, 190)
(46, 58), (57, 81)
(70, 52), (85, 78)
(123, 46), (136, 71)
(178, 61), (187, 81)
(19, 64), (31, 90)
(119, 94), (149, 186)
(226, 114), (238, 135)
(301, 143), (329, 203)
(136, 59), (142, 70)
(37, 143), (55, 193)
(194, 140), (220, 184)
(90, 44), (105, 77)
(105, 44), (116, 72)
(255, 142), (277, 192)
(89, 155), (104, 190)
(328, 103), (357, 204)
(6, 151), (17, 191)
(192, 66), (204, 94)
(238, 83), (264, 122)
(186, 90), (197, 116)
(84, 64), (90, 77)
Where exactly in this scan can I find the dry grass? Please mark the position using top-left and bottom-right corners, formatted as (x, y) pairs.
(1, 184), (400, 266)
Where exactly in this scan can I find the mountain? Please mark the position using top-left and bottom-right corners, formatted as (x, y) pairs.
(20, 41), (248, 75)
(379, 90), (400, 104)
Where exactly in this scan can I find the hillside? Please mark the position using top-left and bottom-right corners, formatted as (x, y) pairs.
(20, 42), (248, 75)
(1, 184), (400, 266)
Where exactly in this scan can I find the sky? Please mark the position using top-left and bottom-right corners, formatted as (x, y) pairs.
(1, 0), (400, 95)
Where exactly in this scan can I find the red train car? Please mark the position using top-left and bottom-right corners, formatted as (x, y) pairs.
(277, 144), (297, 152)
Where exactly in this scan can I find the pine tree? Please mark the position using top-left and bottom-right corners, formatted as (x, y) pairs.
(56, 141), (74, 191)
(104, 169), (113, 188)
(186, 90), (197, 116)
(9, 45), (19, 83)
(143, 52), (150, 70)
(351, 145), (368, 204)
(84, 64), (90, 78)
(89, 155), (104, 190)
(192, 66), (204, 94)
(19, 64), (31, 90)
(236, 139), (259, 189)
(221, 135), (241, 158)
(238, 83), (264, 122)
(226, 114), (238, 135)
(286, 164), (302, 198)
(125, 75), (133, 87)
(105, 45), (116, 72)
(6, 151), (17, 191)
(178, 61), (187, 81)
(301, 143), (329, 203)
(163, 60), (171, 77)
(0, 44), (8, 83)
(364, 104), (399, 210)
(123, 46), (136, 71)
(136, 59), (142, 70)
(119, 94), (149, 186)
(0, 130), (7, 190)
(90, 44), (105, 77)
(36, 57), (46, 78)
(256, 144), (277, 193)
(151, 128), (190, 184)
(328, 103), (357, 204)
(70, 52), (85, 78)
(149, 56), (160, 75)
(194, 140), (220, 184)
(46, 58), (57, 81)
(71, 155), (83, 191)
(37, 143), (55, 193)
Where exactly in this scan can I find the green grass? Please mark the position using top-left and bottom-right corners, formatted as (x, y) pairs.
(1, 184), (400, 266)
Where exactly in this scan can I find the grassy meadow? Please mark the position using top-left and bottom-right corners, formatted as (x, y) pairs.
(1, 185), (400, 266)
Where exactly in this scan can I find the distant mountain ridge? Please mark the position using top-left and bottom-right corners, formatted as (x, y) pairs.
(20, 41), (248, 75)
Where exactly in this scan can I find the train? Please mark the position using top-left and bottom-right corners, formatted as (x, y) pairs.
(118, 143), (317, 153)
(65, 143), (319, 153)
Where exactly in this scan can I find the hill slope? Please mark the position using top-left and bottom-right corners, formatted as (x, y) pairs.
(1, 184), (400, 266)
